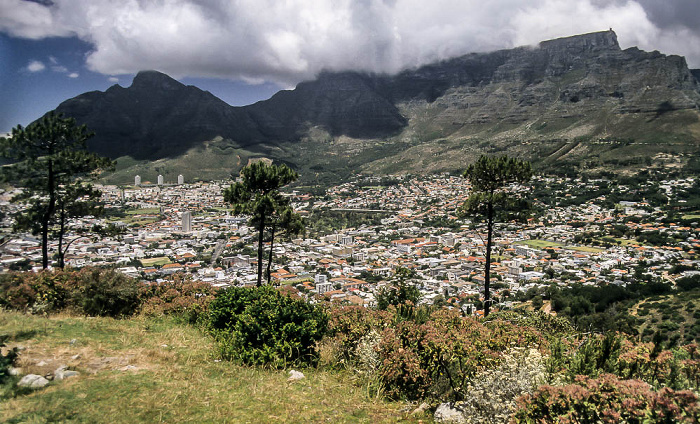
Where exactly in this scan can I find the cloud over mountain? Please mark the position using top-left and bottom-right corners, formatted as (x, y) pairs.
(2, 0), (700, 86)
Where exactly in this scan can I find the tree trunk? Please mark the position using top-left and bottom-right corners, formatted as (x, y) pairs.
(256, 214), (266, 287)
(41, 158), (56, 269)
(266, 222), (277, 285)
(57, 206), (66, 269)
(484, 200), (494, 317)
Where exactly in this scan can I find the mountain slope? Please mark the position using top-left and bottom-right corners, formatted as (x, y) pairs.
(51, 30), (700, 183)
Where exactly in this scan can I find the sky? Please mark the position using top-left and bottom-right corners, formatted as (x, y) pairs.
(1, 0), (700, 133)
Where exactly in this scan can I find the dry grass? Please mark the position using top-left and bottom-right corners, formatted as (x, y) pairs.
(0, 311), (430, 423)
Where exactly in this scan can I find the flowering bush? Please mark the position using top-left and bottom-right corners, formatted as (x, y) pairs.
(141, 275), (217, 323)
(0, 268), (140, 317)
(458, 347), (546, 423)
(375, 309), (545, 400)
(514, 373), (700, 423)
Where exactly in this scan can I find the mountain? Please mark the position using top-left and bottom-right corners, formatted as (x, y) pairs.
(51, 30), (700, 183)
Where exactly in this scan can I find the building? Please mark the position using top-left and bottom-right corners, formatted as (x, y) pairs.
(178, 174), (184, 185)
(157, 174), (164, 185)
(182, 211), (192, 232)
(134, 175), (141, 186)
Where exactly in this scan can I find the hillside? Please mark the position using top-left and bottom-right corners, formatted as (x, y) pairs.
(48, 30), (700, 184)
(0, 310), (427, 423)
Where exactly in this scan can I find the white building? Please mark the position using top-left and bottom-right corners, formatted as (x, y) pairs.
(134, 175), (141, 186)
(178, 174), (184, 185)
(157, 174), (164, 185)
(182, 211), (192, 232)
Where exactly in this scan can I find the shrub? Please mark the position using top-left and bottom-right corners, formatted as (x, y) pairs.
(0, 270), (76, 313)
(141, 275), (217, 324)
(324, 305), (391, 366)
(0, 335), (18, 385)
(376, 309), (544, 401)
(73, 268), (142, 317)
(514, 374), (700, 423)
(208, 286), (328, 367)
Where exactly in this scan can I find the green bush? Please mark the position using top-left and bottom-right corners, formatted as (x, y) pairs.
(74, 268), (142, 317)
(0, 335), (18, 385)
(208, 286), (328, 367)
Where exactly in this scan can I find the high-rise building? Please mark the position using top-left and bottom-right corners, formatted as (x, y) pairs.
(182, 211), (192, 232)
(157, 174), (164, 185)
(134, 175), (141, 186)
(178, 174), (184, 185)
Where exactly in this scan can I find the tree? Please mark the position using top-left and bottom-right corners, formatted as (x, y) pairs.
(265, 206), (304, 285)
(376, 267), (421, 310)
(0, 113), (114, 268)
(459, 155), (532, 317)
(223, 161), (298, 286)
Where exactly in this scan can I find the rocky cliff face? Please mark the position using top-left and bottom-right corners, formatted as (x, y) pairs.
(52, 30), (700, 179)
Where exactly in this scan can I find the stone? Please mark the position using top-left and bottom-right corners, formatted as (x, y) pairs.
(412, 402), (430, 415)
(69, 339), (77, 345)
(36, 360), (49, 367)
(54, 369), (80, 381)
(8, 367), (21, 376)
(119, 365), (138, 372)
(71, 354), (81, 360)
(434, 403), (466, 424)
(287, 370), (305, 381)
(18, 374), (50, 389)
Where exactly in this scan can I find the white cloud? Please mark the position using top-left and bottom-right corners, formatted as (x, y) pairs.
(108, 76), (119, 83)
(2, 0), (700, 87)
(68, 72), (79, 78)
(26, 60), (46, 72)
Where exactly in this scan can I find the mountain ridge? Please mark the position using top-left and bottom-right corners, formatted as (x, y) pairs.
(50, 30), (700, 183)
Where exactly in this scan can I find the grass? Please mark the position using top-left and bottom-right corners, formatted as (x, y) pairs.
(515, 239), (605, 253)
(515, 239), (565, 250)
(0, 310), (429, 423)
(682, 214), (700, 220)
(140, 257), (172, 267)
(125, 208), (161, 216)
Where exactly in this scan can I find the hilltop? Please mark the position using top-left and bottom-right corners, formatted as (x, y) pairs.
(49, 30), (700, 183)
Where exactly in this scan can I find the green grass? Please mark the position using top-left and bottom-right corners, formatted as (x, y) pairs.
(682, 214), (700, 220)
(515, 239), (565, 250)
(125, 208), (160, 216)
(0, 311), (428, 423)
(140, 257), (171, 267)
(515, 239), (606, 253)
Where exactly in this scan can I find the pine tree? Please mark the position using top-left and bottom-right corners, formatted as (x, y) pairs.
(0, 113), (113, 268)
(459, 155), (532, 317)
(223, 161), (298, 286)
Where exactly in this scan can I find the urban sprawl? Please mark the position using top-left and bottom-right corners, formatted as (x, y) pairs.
(1, 174), (698, 314)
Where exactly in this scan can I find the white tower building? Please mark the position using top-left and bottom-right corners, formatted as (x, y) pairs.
(134, 175), (141, 186)
(182, 211), (192, 232)
(178, 174), (184, 185)
(157, 174), (164, 185)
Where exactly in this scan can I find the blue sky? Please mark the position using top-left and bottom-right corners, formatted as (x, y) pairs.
(1, 0), (699, 133)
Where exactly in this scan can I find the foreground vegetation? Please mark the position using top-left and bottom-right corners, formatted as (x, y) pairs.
(2, 268), (700, 422)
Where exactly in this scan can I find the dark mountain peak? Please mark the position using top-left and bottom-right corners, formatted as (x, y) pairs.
(539, 29), (620, 52)
(130, 70), (184, 91)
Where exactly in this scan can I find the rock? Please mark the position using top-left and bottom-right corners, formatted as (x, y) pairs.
(434, 403), (466, 424)
(36, 360), (49, 367)
(118, 365), (138, 372)
(71, 354), (81, 360)
(287, 370), (305, 381)
(54, 369), (80, 381)
(69, 339), (77, 345)
(18, 374), (50, 389)
(8, 367), (21, 376)
(412, 402), (430, 415)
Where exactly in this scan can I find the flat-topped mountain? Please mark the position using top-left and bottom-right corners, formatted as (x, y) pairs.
(51, 30), (700, 183)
